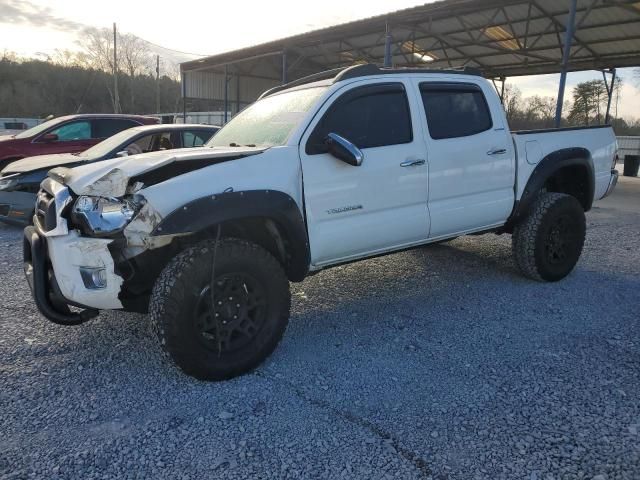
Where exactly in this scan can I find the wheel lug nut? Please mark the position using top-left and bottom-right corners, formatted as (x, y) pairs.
(215, 313), (219, 317)
(236, 304), (240, 308)
(228, 296), (233, 300)
(233, 315), (237, 319)
(217, 301), (222, 305)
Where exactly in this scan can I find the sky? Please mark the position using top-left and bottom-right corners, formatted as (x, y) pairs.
(0, 0), (638, 119)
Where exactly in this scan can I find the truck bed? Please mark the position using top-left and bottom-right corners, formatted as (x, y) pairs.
(512, 124), (616, 202)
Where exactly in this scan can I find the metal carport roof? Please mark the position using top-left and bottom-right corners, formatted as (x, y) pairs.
(180, 0), (640, 119)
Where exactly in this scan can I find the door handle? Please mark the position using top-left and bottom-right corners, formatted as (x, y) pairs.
(400, 159), (426, 167)
(487, 148), (507, 156)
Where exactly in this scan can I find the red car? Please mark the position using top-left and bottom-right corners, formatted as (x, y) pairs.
(0, 114), (159, 170)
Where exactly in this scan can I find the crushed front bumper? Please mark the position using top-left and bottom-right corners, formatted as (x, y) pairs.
(23, 226), (98, 325)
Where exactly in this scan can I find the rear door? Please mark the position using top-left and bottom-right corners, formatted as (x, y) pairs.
(299, 80), (430, 266)
(413, 80), (515, 237)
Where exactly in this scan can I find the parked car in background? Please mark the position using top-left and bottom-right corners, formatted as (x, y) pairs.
(0, 124), (218, 225)
(0, 114), (159, 171)
(0, 121), (30, 136)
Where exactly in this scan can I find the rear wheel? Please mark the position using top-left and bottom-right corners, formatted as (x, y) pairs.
(512, 192), (586, 282)
(150, 238), (291, 380)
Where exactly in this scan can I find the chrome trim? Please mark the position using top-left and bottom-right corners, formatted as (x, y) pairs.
(601, 169), (618, 199)
(487, 148), (507, 156)
(400, 159), (426, 167)
(35, 179), (72, 237)
(327, 133), (364, 166)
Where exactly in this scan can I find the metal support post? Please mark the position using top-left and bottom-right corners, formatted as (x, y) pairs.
(281, 50), (288, 84)
(224, 65), (229, 124)
(181, 72), (187, 123)
(384, 22), (392, 67)
(603, 68), (616, 124)
(554, 0), (578, 127)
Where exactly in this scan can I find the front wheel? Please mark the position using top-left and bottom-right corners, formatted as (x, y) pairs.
(150, 238), (291, 381)
(512, 192), (586, 282)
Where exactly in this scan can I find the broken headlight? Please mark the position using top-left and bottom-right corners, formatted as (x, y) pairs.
(71, 195), (141, 237)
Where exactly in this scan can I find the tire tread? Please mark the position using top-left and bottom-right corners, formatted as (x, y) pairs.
(512, 192), (585, 282)
(149, 237), (290, 380)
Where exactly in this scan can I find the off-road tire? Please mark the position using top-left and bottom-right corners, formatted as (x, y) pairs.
(150, 238), (291, 381)
(512, 192), (586, 282)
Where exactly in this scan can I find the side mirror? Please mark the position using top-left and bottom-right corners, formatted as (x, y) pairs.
(325, 133), (363, 166)
(116, 150), (129, 158)
(41, 133), (58, 142)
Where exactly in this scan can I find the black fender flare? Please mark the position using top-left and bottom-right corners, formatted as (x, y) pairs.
(506, 148), (594, 229)
(151, 190), (310, 281)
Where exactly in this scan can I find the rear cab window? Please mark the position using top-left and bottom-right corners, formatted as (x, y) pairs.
(306, 82), (413, 154)
(419, 82), (493, 140)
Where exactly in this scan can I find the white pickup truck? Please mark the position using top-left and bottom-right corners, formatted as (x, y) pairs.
(23, 64), (618, 380)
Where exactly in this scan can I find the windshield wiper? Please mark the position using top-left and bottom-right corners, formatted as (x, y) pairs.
(229, 142), (257, 147)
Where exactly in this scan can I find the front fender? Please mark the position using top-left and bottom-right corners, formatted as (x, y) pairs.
(152, 189), (310, 281)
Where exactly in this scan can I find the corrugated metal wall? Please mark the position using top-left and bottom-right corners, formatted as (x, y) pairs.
(184, 71), (279, 107)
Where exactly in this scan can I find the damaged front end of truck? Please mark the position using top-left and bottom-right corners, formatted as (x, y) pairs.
(23, 147), (264, 325)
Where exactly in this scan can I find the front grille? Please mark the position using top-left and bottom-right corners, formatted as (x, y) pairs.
(0, 204), (9, 216)
(35, 189), (57, 231)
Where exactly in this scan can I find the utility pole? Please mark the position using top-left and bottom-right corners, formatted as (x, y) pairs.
(113, 22), (120, 114)
(155, 54), (160, 114)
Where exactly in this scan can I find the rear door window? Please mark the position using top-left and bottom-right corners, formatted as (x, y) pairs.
(154, 132), (174, 150)
(92, 119), (139, 139)
(182, 130), (214, 147)
(124, 134), (154, 155)
(419, 83), (493, 139)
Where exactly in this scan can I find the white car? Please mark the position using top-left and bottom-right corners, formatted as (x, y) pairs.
(23, 64), (619, 380)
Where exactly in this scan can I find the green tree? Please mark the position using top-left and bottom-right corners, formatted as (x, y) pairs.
(568, 80), (607, 125)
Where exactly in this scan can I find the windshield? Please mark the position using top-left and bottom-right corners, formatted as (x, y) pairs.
(13, 117), (66, 139)
(79, 128), (140, 158)
(207, 86), (326, 148)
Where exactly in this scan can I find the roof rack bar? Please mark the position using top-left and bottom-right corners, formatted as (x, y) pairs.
(258, 63), (483, 99)
(258, 67), (345, 99)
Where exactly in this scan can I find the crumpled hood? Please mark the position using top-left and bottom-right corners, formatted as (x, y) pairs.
(2, 153), (81, 174)
(50, 146), (267, 197)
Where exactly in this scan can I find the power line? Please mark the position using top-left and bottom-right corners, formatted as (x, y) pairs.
(137, 37), (210, 58)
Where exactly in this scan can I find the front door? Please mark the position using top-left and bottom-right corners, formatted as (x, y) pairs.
(33, 119), (95, 155)
(300, 81), (430, 266)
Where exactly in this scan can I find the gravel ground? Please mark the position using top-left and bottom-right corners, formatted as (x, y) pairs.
(1, 177), (639, 480)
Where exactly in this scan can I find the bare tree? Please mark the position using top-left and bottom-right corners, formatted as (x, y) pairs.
(119, 33), (152, 111)
(77, 28), (154, 113)
(525, 95), (556, 125)
(1, 50), (18, 62)
(51, 49), (82, 68)
(502, 84), (522, 123)
(79, 27), (119, 112)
